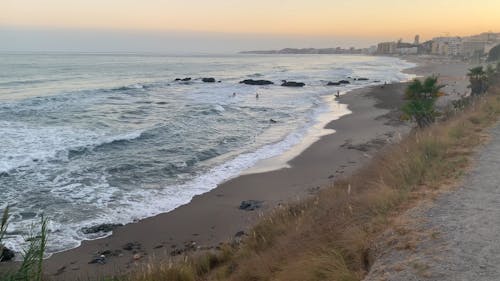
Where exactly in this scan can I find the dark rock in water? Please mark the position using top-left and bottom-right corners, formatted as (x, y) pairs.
(327, 81), (341, 86)
(281, 81), (305, 87)
(239, 200), (263, 211)
(202, 77), (216, 83)
(174, 78), (181, 81)
(81, 223), (123, 234)
(0, 246), (15, 262)
(269, 119), (277, 123)
(239, 79), (274, 85)
(356, 77), (369, 81)
(181, 77), (191, 81)
(339, 80), (350, 84)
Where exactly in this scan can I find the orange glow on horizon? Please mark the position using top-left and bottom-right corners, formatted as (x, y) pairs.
(2, 0), (500, 40)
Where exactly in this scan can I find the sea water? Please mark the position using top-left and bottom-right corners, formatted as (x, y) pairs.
(0, 53), (414, 255)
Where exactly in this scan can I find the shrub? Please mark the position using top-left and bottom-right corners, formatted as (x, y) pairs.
(402, 76), (444, 128)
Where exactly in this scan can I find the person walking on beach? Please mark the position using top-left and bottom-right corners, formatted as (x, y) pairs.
(335, 90), (340, 98)
(256, 93), (259, 99)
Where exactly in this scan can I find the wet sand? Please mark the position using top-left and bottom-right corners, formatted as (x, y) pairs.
(36, 81), (410, 280)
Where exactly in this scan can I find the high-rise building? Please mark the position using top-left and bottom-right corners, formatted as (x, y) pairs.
(414, 35), (420, 45)
(461, 32), (500, 57)
(431, 37), (462, 56)
(377, 42), (397, 54)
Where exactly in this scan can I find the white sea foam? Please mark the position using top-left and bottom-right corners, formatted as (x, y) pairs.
(0, 54), (416, 256)
(0, 122), (146, 174)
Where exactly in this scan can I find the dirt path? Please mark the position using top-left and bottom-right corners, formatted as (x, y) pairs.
(365, 122), (500, 281)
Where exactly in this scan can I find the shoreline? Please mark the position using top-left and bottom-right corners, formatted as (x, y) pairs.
(1, 57), (471, 280)
(40, 80), (413, 280)
(242, 91), (351, 175)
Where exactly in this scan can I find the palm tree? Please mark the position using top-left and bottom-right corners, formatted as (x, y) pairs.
(467, 66), (487, 95)
(468, 66), (485, 80)
(402, 76), (444, 128)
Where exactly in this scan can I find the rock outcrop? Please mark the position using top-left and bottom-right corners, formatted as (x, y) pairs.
(239, 79), (274, 85)
(202, 78), (216, 83)
(0, 246), (15, 262)
(281, 81), (305, 87)
(175, 77), (192, 82)
(239, 200), (263, 211)
(327, 81), (341, 86)
(82, 223), (123, 234)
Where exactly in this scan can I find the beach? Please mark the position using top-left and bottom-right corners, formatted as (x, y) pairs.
(0, 57), (471, 280)
(41, 83), (407, 279)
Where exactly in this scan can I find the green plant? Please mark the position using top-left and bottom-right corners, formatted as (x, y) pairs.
(402, 76), (444, 128)
(0, 207), (11, 263)
(0, 207), (48, 281)
(468, 66), (488, 95)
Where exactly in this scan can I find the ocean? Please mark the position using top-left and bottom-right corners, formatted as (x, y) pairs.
(0, 53), (414, 255)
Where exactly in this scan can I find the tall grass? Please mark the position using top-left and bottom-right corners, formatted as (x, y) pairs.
(0, 207), (48, 281)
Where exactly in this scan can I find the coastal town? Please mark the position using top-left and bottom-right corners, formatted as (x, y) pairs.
(242, 31), (500, 62)
(375, 32), (500, 60)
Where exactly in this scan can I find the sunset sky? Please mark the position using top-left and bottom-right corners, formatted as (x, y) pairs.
(2, 0), (500, 52)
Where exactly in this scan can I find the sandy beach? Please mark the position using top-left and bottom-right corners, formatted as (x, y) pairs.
(1, 57), (471, 280)
(1, 1), (497, 280)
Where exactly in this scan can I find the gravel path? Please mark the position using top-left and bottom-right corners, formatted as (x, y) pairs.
(365, 122), (500, 281)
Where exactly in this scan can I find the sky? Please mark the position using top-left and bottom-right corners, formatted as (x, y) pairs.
(1, 0), (500, 53)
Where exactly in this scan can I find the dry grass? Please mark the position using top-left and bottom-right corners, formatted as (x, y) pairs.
(117, 85), (500, 281)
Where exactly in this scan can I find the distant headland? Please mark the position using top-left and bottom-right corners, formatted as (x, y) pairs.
(239, 47), (364, 55)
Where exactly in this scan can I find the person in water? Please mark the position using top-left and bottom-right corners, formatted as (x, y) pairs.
(233, 92), (236, 97)
(256, 93), (259, 99)
(335, 90), (340, 97)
